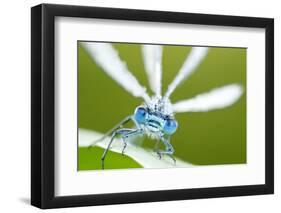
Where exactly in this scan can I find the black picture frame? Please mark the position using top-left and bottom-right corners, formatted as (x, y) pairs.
(31, 3), (274, 209)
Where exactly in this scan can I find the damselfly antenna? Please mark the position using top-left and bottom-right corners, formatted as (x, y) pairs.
(82, 42), (151, 103)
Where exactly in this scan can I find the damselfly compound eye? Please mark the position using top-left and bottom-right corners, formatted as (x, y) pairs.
(134, 107), (148, 124)
(163, 118), (178, 135)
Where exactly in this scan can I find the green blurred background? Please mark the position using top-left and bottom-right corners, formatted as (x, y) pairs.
(78, 42), (246, 170)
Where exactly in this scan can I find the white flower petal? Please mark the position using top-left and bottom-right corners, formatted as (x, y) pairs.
(173, 84), (243, 113)
(165, 47), (209, 98)
(82, 42), (150, 103)
(79, 128), (193, 168)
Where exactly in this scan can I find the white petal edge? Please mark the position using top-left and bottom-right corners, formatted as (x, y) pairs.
(142, 45), (163, 96)
(79, 128), (193, 168)
(173, 84), (243, 113)
(165, 47), (209, 98)
(82, 42), (150, 103)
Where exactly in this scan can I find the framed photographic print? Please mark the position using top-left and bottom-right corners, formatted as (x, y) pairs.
(31, 3), (274, 209)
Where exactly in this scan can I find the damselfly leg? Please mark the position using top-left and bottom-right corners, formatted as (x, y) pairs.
(156, 136), (176, 164)
(88, 116), (133, 149)
(101, 128), (144, 169)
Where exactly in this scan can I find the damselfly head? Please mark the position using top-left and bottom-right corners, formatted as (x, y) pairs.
(147, 96), (174, 116)
(134, 96), (178, 135)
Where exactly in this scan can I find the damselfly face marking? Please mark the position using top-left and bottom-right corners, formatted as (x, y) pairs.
(134, 104), (178, 135)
